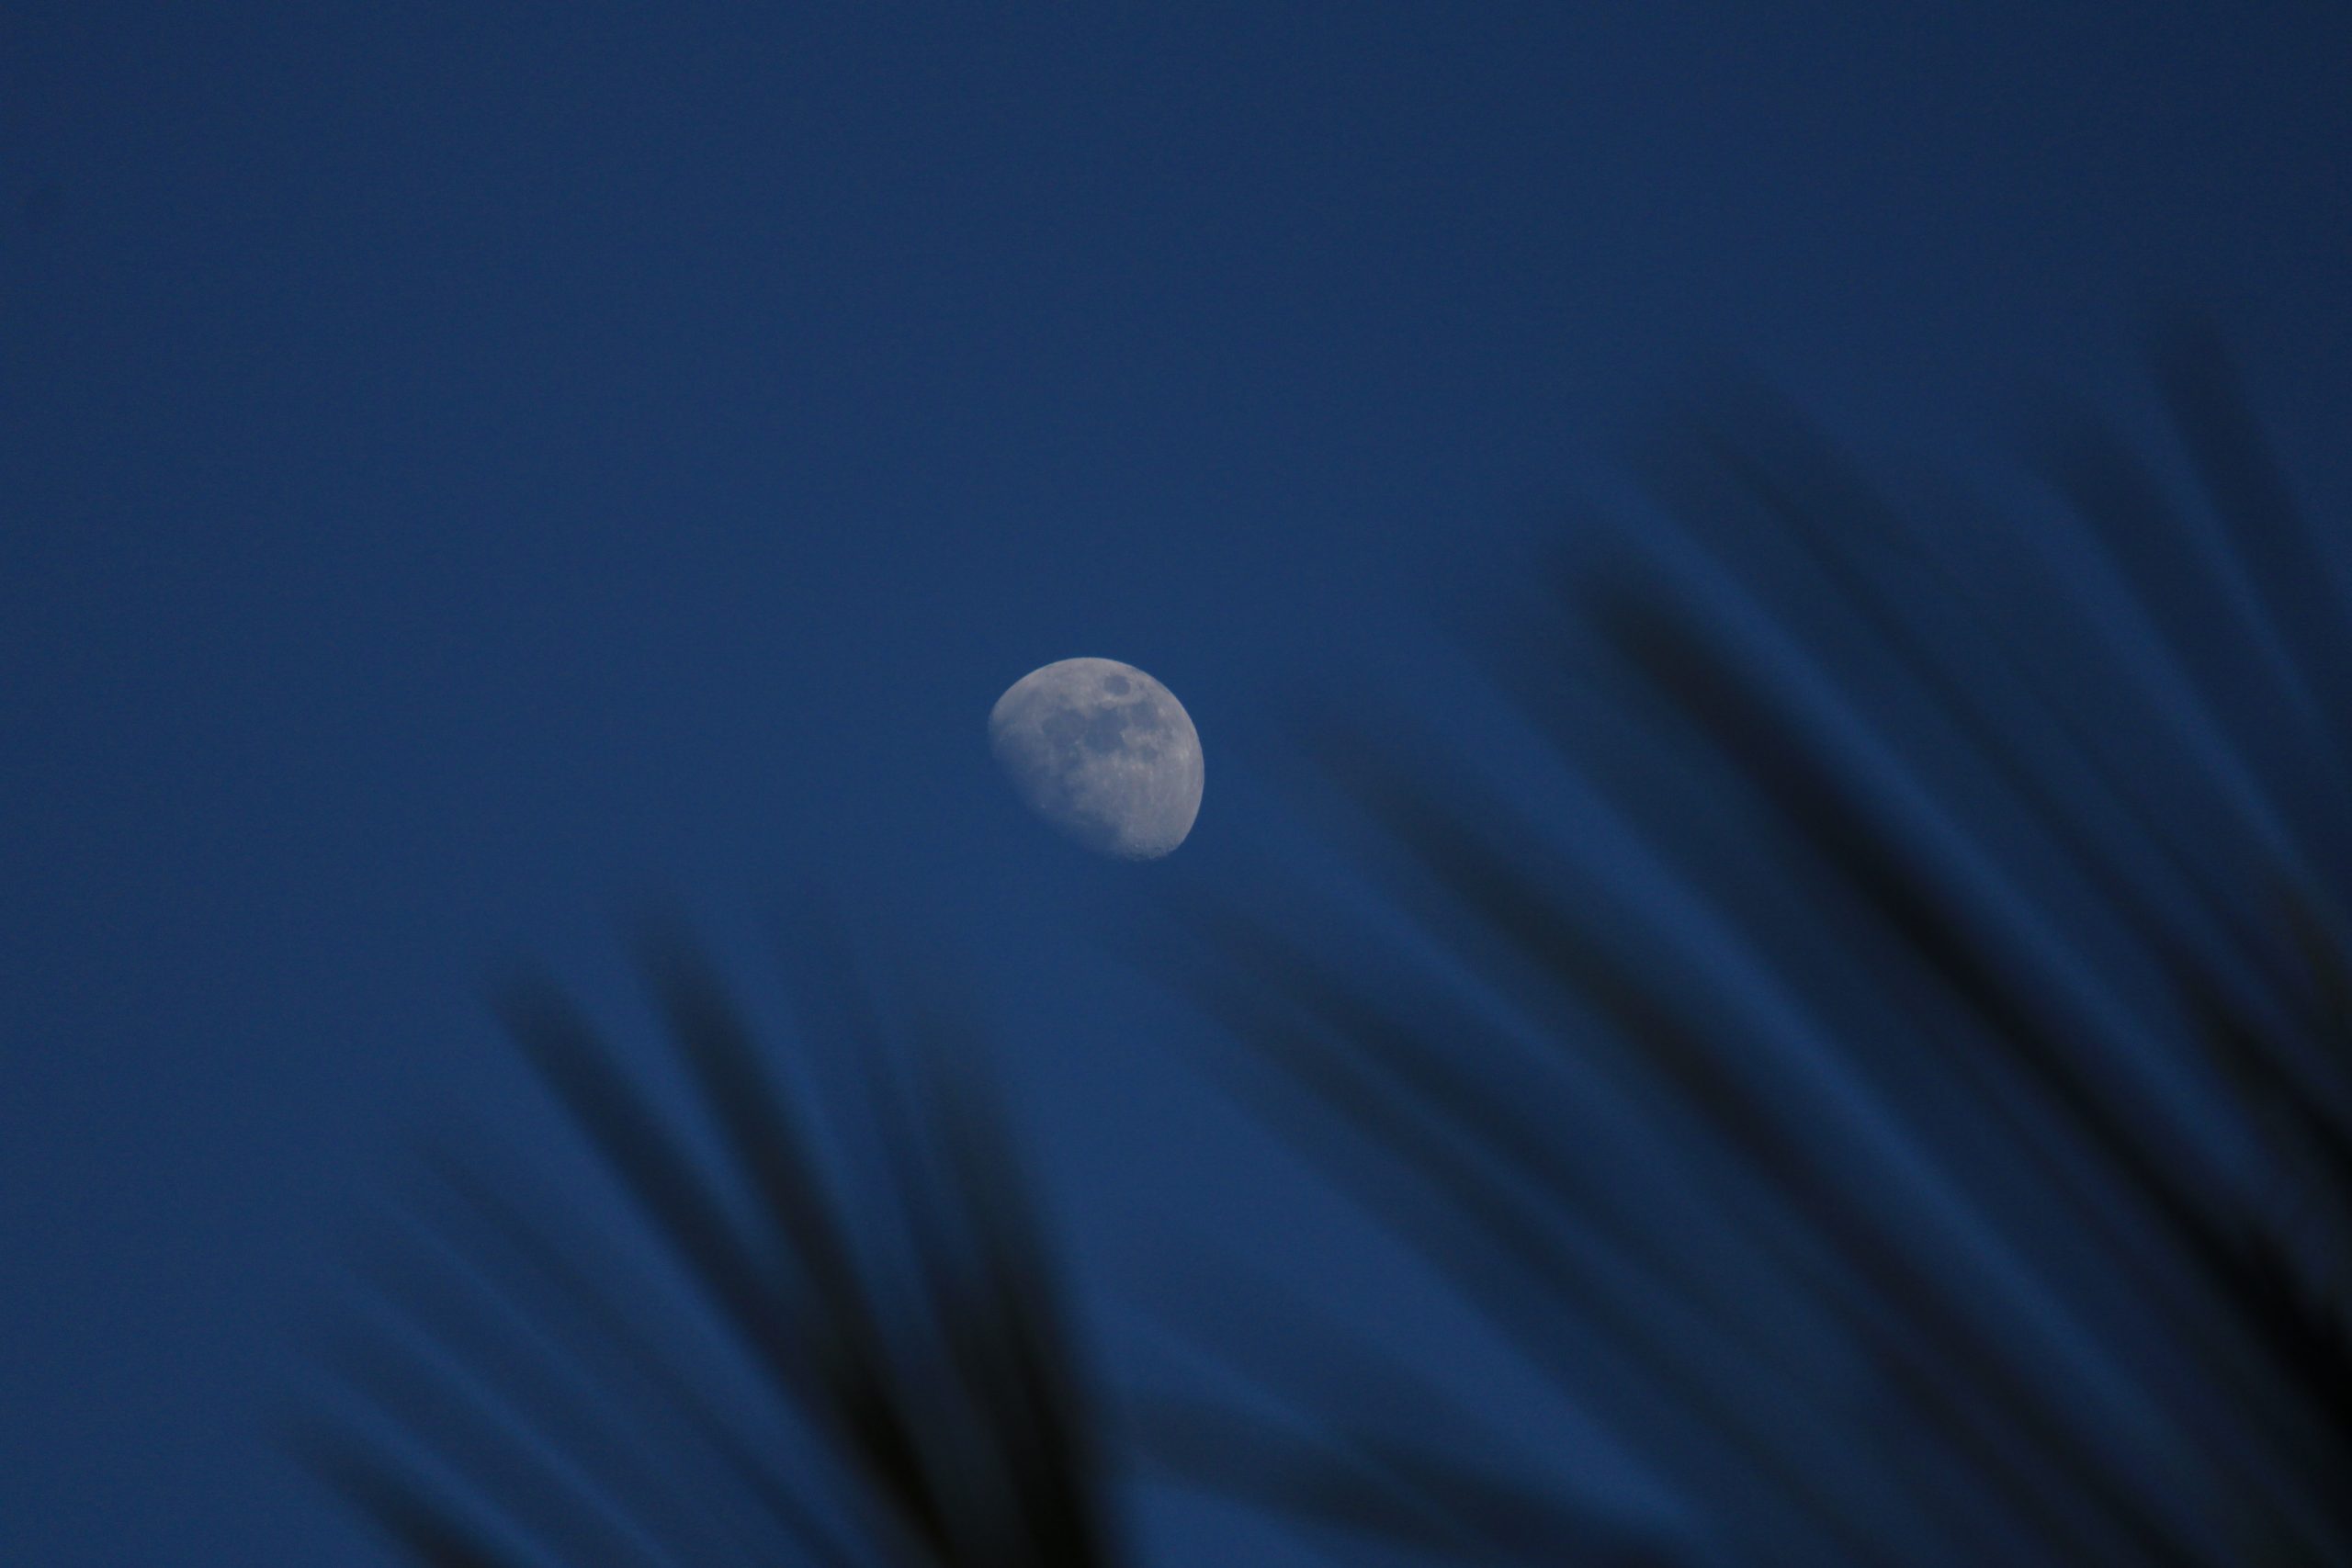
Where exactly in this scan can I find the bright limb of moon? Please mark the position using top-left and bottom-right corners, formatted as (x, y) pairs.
(989, 658), (1203, 859)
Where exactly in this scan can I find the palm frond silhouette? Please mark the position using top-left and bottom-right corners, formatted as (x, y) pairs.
(1142, 317), (2352, 1566)
(299, 920), (1123, 1568)
(306, 317), (2350, 1568)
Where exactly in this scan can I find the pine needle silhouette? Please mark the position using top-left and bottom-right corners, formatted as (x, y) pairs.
(296, 919), (1125, 1568)
(1143, 317), (2352, 1567)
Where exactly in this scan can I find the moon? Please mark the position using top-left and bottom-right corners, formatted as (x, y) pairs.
(989, 658), (1204, 859)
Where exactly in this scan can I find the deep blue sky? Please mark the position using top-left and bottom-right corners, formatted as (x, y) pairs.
(4, 6), (2348, 1563)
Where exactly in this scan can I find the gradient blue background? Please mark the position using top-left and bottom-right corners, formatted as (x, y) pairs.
(4, 6), (2348, 1562)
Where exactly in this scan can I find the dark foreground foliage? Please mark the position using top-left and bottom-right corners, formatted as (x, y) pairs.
(1147, 318), (2352, 1566)
(308, 318), (2350, 1567)
(296, 920), (1125, 1568)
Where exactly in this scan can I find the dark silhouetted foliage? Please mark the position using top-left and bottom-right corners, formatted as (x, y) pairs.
(310, 320), (2349, 1568)
(1145, 317), (2352, 1566)
(298, 920), (1125, 1568)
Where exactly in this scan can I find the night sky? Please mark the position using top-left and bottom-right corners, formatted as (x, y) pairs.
(5, 6), (2349, 1564)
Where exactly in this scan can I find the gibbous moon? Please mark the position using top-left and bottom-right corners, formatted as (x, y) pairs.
(989, 658), (1203, 860)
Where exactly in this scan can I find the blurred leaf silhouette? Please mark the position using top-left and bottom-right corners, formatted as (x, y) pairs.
(304, 317), (2351, 1568)
(1142, 316), (2352, 1566)
(297, 917), (1125, 1568)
